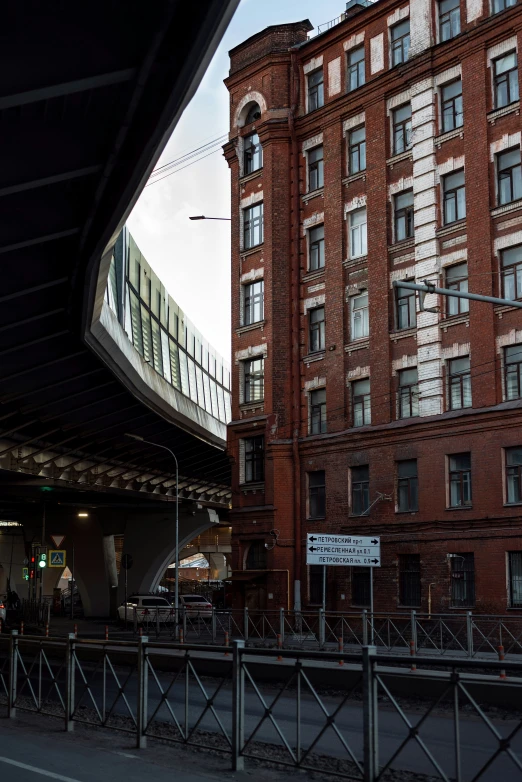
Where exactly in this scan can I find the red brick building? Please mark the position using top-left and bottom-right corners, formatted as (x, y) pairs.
(224, 0), (522, 616)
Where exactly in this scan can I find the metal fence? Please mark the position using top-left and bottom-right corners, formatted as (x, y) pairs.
(1, 631), (522, 781)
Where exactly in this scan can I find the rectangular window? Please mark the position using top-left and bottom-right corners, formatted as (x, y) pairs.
(396, 283), (416, 329)
(449, 453), (472, 507)
(352, 378), (371, 427)
(397, 460), (419, 512)
(399, 368), (419, 418)
(308, 145), (324, 191)
(506, 447), (522, 503)
(243, 203), (264, 249)
(439, 0), (461, 42)
(394, 190), (414, 241)
(494, 52), (519, 109)
(309, 471), (326, 518)
(244, 132), (263, 175)
(244, 436), (264, 483)
(310, 388), (326, 434)
(399, 554), (421, 605)
(352, 567), (371, 606)
(243, 357), (264, 403)
(501, 245), (522, 301)
(450, 553), (475, 607)
(350, 291), (369, 340)
(350, 208), (367, 258)
(449, 356), (472, 409)
(509, 551), (522, 608)
(505, 345), (522, 399)
(498, 148), (522, 205)
(308, 69), (324, 111)
(441, 79), (463, 132)
(348, 46), (365, 92)
(443, 170), (466, 224)
(446, 262), (469, 316)
(309, 306), (325, 353)
(492, 0), (517, 11)
(392, 104), (412, 155)
(349, 126), (366, 174)
(309, 225), (325, 270)
(351, 465), (369, 515)
(391, 19), (410, 66)
(243, 280), (264, 325)
(309, 565), (324, 604)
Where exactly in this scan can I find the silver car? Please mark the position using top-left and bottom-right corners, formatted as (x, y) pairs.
(118, 595), (174, 624)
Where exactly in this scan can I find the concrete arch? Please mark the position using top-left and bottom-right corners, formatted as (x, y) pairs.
(235, 91), (267, 128)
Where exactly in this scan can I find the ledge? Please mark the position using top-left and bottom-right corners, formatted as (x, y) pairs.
(345, 340), (369, 354)
(240, 244), (264, 259)
(386, 150), (413, 167)
(388, 238), (415, 253)
(440, 315), (469, 331)
(390, 328), (417, 343)
(495, 304), (521, 317)
(240, 482), (265, 494)
(488, 101), (520, 124)
(342, 172), (367, 186)
(436, 221), (466, 239)
(303, 350), (325, 365)
(491, 200), (522, 218)
(302, 269), (325, 284)
(235, 321), (266, 336)
(343, 255), (368, 269)
(435, 128), (464, 147)
(302, 187), (324, 204)
(239, 169), (262, 185)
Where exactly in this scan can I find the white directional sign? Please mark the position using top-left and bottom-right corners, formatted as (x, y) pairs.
(306, 533), (380, 567)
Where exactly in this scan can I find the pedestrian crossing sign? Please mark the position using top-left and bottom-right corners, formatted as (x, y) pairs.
(49, 550), (66, 568)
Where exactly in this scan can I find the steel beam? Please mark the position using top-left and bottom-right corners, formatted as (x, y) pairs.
(0, 69), (137, 110)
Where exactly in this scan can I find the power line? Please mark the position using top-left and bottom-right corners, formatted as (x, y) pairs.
(151, 132), (227, 174)
(145, 147), (226, 188)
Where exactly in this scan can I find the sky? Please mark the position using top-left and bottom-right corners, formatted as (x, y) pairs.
(128, 0), (345, 359)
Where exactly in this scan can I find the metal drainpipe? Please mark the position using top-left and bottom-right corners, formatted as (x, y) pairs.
(289, 48), (302, 612)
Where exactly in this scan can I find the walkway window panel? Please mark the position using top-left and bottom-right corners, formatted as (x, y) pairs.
(505, 344), (522, 399)
(169, 340), (181, 390)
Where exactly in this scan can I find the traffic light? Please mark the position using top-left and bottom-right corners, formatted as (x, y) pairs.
(38, 552), (47, 569)
(22, 567), (29, 581)
(30, 556), (35, 580)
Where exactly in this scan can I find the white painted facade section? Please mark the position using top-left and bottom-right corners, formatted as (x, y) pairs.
(304, 293), (325, 313)
(343, 32), (365, 51)
(304, 376), (326, 392)
(303, 55), (323, 75)
(494, 230), (522, 255)
(466, 0), (483, 22)
(347, 365), (371, 381)
(234, 343), (267, 364)
(490, 132), (522, 160)
(370, 34), (385, 74)
(344, 112), (365, 132)
(241, 267), (264, 283)
(240, 190), (263, 208)
(302, 133), (323, 152)
(344, 195), (367, 215)
(235, 91), (267, 127)
(409, 0), (433, 57)
(487, 36), (518, 67)
(387, 5), (410, 26)
(328, 57), (342, 96)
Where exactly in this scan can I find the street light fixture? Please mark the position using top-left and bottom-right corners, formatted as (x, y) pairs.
(125, 432), (180, 636)
(188, 215), (231, 221)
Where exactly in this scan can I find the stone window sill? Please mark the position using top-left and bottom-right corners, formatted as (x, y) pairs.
(343, 255), (368, 269)
(306, 516), (326, 522)
(302, 269), (325, 284)
(388, 238), (415, 252)
(240, 482), (265, 492)
(491, 200), (522, 218)
(390, 328), (417, 342)
(302, 187), (324, 204)
(495, 304), (522, 316)
(504, 502), (522, 508)
(440, 315), (469, 331)
(240, 401), (264, 412)
(236, 320), (266, 335)
(241, 244), (264, 259)
(239, 170), (263, 185)
(445, 506), (473, 511)
(345, 339), (369, 354)
(436, 220), (466, 238)
(435, 128), (464, 147)
(386, 150), (413, 167)
(488, 101), (520, 124)
(342, 172), (367, 186)
(303, 351), (325, 365)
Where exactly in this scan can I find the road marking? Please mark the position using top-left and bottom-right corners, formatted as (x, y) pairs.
(0, 756), (83, 782)
(113, 752), (138, 759)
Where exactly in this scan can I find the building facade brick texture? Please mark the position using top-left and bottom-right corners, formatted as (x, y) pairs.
(224, 0), (522, 616)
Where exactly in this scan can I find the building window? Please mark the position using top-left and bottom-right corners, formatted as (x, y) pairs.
(243, 203), (263, 249)
(493, 52), (519, 109)
(441, 79), (463, 132)
(501, 245), (522, 301)
(352, 379), (371, 427)
(498, 148), (522, 205)
(308, 145), (324, 191)
(244, 133), (263, 175)
(309, 306), (325, 353)
(394, 190), (414, 242)
(352, 567), (371, 606)
(349, 208), (367, 258)
(391, 19), (410, 66)
(446, 263), (469, 316)
(245, 103), (261, 124)
(244, 436), (264, 483)
(349, 126), (366, 174)
(392, 104), (412, 155)
(309, 565), (324, 604)
(243, 357), (264, 403)
(351, 465), (369, 515)
(398, 368), (419, 418)
(505, 345), (522, 399)
(396, 283), (416, 329)
(443, 170), (466, 224)
(449, 356), (472, 409)
(397, 460), (418, 512)
(308, 69), (324, 111)
(309, 225), (325, 271)
(506, 447), (522, 503)
(243, 280), (264, 325)
(399, 554), (421, 606)
(246, 541), (267, 570)
(450, 553), (475, 607)
(348, 46), (365, 92)
(439, 0), (460, 42)
(449, 453), (472, 507)
(492, 0), (517, 12)
(350, 291), (369, 339)
(509, 551), (522, 608)
(308, 471), (326, 518)
(310, 388), (327, 434)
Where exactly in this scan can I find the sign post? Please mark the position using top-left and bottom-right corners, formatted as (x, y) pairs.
(121, 554), (133, 628)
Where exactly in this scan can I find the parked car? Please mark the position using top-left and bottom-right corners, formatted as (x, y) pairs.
(117, 595), (174, 624)
(179, 594), (212, 619)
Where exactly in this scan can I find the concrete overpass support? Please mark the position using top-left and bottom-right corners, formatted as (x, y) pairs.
(0, 532), (27, 596)
(207, 553), (230, 580)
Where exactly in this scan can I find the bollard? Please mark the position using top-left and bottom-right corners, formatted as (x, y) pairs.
(338, 637), (344, 666)
(74, 623), (78, 639)
(179, 628), (184, 645)
(20, 621), (24, 636)
(45, 622), (49, 637)
(224, 630), (230, 656)
(498, 645), (506, 680)
(277, 633), (282, 661)
(410, 640), (416, 672)
(105, 625), (109, 641)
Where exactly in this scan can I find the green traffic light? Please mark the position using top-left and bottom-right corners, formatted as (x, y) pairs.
(38, 553), (47, 568)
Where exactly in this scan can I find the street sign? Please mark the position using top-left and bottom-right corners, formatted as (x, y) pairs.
(121, 553), (133, 570)
(306, 533), (381, 567)
(49, 550), (66, 568)
(50, 535), (66, 548)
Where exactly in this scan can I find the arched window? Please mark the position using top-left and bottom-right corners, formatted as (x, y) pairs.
(245, 102), (261, 124)
(245, 541), (267, 570)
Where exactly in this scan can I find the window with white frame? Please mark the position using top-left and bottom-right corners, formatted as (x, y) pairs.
(448, 356), (472, 409)
(308, 69), (324, 111)
(391, 20), (410, 66)
(243, 203), (263, 248)
(396, 282), (416, 329)
(352, 378), (371, 427)
(394, 190), (414, 241)
(243, 357), (264, 403)
(446, 263), (469, 315)
(244, 133), (263, 175)
(506, 447), (522, 504)
(392, 104), (412, 155)
(441, 79), (463, 132)
(398, 368), (419, 418)
(243, 280), (264, 325)
(350, 291), (369, 340)
(309, 306), (325, 353)
(309, 225), (325, 270)
(443, 170), (466, 224)
(501, 244), (522, 300)
(310, 388), (327, 434)
(505, 344), (522, 399)
(491, 0), (517, 14)
(349, 208), (367, 258)
(497, 147), (522, 205)
(348, 46), (365, 92)
(439, 0), (460, 42)
(308, 145), (324, 191)
(348, 126), (366, 174)
(493, 51), (519, 109)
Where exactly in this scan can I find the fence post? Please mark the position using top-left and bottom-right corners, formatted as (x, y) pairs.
(279, 607), (285, 645)
(362, 610), (369, 646)
(156, 608), (160, 638)
(466, 612), (474, 658)
(231, 639), (245, 771)
(319, 608), (325, 648)
(8, 630), (18, 719)
(182, 607), (187, 640)
(243, 607), (248, 642)
(136, 635), (149, 749)
(65, 633), (75, 732)
(362, 645), (378, 782)
(411, 610), (417, 654)
(212, 608), (217, 643)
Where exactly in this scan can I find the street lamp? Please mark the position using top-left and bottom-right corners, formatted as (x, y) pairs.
(188, 215), (231, 221)
(125, 433), (180, 636)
